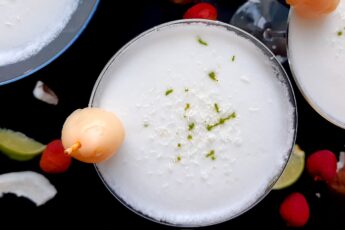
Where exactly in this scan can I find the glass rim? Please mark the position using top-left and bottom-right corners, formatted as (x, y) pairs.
(286, 9), (345, 129)
(90, 19), (298, 227)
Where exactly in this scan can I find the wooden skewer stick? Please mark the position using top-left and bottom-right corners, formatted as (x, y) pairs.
(65, 142), (81, 155)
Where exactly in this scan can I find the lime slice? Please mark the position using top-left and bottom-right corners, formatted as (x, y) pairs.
(0, 129), (46, 161)
(273, 144), (305, 190)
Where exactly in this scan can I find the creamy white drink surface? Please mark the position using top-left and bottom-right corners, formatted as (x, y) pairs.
(289, 0), (345, 126)
(94, 22), (295, 226)
(0, 0), (79, 66)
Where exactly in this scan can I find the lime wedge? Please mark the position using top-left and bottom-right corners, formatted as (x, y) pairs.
(0, 129), (46, 161)
(273, 145), (305, 190)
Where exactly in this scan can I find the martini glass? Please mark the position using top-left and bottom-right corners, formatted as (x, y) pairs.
(0, 0), (100, 86)
(90, 19), (297, 227)
(230, 0), (289, 61)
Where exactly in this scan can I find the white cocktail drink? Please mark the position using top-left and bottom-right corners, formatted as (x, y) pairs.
(92, 21), (296, 226)
(289, 0), (345, 127)
(0, 0), (79, 66)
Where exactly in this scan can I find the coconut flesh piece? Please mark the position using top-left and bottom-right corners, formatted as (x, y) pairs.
(0, 171), (57, 206)
(33, 81), (59, 105)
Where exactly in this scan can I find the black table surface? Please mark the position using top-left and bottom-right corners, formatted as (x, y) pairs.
(0, 0), (345, 229)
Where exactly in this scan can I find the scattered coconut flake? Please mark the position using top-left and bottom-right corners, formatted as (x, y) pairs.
(315, 192), (321, 198)
(0, 171), (57, 206)
(337, 152), (345, 172)
(33, 81), (58, 105)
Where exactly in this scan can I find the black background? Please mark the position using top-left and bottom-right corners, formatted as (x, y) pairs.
(0, 0), (345, 229)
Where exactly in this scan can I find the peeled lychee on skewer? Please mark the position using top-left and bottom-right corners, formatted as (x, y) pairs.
(62, 108), (125, 163)
(286, 0), (340, 19)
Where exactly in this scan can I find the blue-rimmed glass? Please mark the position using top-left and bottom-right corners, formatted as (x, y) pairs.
(0, 0), (100, 86)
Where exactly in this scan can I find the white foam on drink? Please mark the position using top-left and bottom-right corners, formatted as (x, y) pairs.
(289, 0), (345, 126)
(94, 22), (295, 226)
(0, 0), (79, 66)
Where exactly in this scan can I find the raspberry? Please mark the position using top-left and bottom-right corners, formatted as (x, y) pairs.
(183, 3), (217, 20)
(40, 139), (72, 173)
(307, 150), (337, 182)
(280, 192), (310, 227)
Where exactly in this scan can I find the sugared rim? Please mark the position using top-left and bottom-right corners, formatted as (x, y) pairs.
(286, 9), (345, 129)
(0, 0), (100, 86)
(90, 19), (298, 227)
